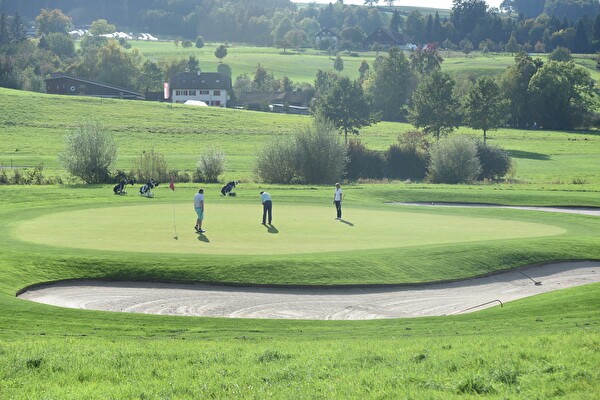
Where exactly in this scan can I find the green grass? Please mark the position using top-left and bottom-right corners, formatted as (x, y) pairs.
(2, 87), (599, 189)
(1, 83), (600, 397)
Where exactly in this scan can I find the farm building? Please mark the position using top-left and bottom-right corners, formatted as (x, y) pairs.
(363, 27), (404, 48)
(315, 28), (340, 49)
(168, 71), (232, 107)
(45, 73), (144, 100)
(236, 91), (310, 114)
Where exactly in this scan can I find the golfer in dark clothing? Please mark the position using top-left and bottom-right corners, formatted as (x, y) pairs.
(260, 191), (272, 225)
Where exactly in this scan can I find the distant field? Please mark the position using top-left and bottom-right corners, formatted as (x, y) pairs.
(128, 40), (600, 84)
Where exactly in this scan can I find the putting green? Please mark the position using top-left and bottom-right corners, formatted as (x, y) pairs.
(15, 203), (565, 255)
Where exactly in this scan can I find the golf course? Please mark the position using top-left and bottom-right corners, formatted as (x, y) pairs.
(1, 85), (600, 398)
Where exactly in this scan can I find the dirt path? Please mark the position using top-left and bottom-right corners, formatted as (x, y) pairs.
(18, 261), (600, 320)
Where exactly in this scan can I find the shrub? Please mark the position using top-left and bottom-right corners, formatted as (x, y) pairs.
(293, 116), (348, 184)
(548, 46), (571, 62)
(254, 117), (348, 184)
(254, 137), (297, 184)
(385, 131), (429, 180)
(196, 146), (226, 183)
(427, 136), (482, 184)
(58, 122), (117, 183)
(346, 140), (384, 180)
(132, 149), (169, 182)
(475, 141), (512, 180)
(195, 36), (205, 48)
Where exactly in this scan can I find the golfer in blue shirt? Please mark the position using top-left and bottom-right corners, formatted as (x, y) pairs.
(260, 191), (272, 225)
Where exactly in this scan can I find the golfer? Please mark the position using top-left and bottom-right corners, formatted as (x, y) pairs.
(194, 188), (205, 233)
(333, 182), (342, 219)
(260, 191), (272, 225)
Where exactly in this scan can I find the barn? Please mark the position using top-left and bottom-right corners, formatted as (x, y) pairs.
(45, 72), (145, 100)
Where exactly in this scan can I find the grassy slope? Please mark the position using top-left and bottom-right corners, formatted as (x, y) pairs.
(1, 87), (599, 188)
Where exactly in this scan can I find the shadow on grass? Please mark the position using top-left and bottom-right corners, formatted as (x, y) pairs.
(508, 150), (551, 161)
(266, 224), (279, 234)
(339, 219), (354, 226)
(197, 233), (210, 243)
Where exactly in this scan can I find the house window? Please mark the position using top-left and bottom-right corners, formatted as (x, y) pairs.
(214, 100), (221, 106)
(199, 90), (209, 95)
(189, 90), (196, 96)
(213, 90), (221, 96)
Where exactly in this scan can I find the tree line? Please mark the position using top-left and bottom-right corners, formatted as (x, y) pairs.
(1, 0), (600, 53)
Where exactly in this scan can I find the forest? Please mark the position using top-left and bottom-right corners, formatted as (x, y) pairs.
(0, 0), (599, 52)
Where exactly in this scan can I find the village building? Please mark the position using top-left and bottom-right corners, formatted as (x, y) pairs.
(168, 71), (232, 107)
(315, 28), (340, 49)
(363, 27), (404, 48)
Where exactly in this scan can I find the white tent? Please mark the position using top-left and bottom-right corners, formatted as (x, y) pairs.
(184, 100), (208, 107)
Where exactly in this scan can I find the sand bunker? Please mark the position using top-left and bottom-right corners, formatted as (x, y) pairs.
(18, 261), (600, 320)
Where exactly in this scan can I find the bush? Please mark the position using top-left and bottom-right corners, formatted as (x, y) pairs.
(58, 122), (117, 183)
(475, 141), (512, 180)
(293, 116), (348, 184)
(196, 146), (226, 183)
(254, 137), (297, 184)
(254, 117), (348, 184)
(346, 140), (384, 180)
(195, 36), (205, 48)
(385, 131), (429, 180)
(427, 136), (482, 184)
(132, 149), (169, 182)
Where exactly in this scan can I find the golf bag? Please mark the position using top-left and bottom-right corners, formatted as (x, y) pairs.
(221, 180), (239, 196)
(140, 179), (159, 198)
(113, 179), (135, 195)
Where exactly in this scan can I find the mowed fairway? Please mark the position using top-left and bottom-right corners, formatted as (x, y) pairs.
(15, 203), (565, 255)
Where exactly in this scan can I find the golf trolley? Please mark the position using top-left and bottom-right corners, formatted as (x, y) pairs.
(221, 180), (240, 197)
(113, 179), (135, 195)
(140, 179), (159, 198)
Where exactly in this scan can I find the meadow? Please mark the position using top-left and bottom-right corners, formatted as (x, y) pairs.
(129, 40), (600, 84)
(0, 83), (599, 398)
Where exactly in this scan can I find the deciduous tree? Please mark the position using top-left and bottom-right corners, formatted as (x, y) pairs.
(464, 76), (510, 143)
(408, 70), (461, 140)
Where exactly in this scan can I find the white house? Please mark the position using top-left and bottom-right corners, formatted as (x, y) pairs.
(168, 71), (232, 107)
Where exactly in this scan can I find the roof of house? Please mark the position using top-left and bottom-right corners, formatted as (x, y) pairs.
(363, 27), (404, 45)
(237, 91), (309, 106)
(169, 71), (232, 90)
(316, 28), (340, 38)
(46, 72), (144, 98)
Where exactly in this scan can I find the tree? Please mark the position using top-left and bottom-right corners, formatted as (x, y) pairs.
(215, 44), (228, 63)
(196, 146), (226, 183)
(89, 19), (115, 36)
(358, 60), (370, 81)
(254, 63), (269, 89)
(464, 76), (510, 143)
(187, 55), (199, 72)
(528, 60), (595, 129)
(195, 36), (205, 48)
(314, 76), (374, 143)
(410, 44), (443, 75)
(408, 70), (461, 140)
(95, 40), (142, 90)
(35, 9), (71, 36)
(459, 38), (474, 56)
(548, 46), (572, 61)
(504, 33), (521, 54)
(366, 47), (416, 122)
(284, 29), (306, 50)
(501, 52), (540, 128)
(44, 32), (75, 58)
(333, 55), (344, 72)
(58, 122), (117, 184)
